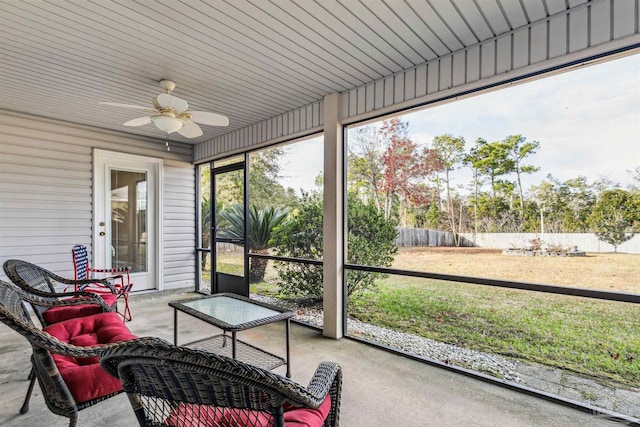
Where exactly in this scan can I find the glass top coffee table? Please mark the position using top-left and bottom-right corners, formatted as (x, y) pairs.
(169, 293), (295, 377)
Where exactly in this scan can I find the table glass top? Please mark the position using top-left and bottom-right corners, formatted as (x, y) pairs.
(180, 296), (283, 326)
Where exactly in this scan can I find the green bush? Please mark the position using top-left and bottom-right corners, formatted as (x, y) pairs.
(272, 192), (398, 300)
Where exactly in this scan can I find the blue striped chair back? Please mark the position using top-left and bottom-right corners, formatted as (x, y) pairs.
(72, 245), (89, 280)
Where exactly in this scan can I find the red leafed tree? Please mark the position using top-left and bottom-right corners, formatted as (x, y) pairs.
(379, 118), (442, 225)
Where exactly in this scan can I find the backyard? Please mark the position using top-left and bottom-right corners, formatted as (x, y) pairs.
(390, 247), (639, 293)
(213, 247), (640, 386)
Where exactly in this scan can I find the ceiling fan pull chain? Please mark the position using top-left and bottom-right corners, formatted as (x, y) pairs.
(165, 139), (170, 152)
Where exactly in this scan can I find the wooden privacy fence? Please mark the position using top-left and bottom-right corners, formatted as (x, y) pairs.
(395, 228), (475, 247)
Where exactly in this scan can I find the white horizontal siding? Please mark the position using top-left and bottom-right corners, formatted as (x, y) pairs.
(0, 111), (195, 291)
(193, 0), (639, 162)
(163, 161), (196, 290)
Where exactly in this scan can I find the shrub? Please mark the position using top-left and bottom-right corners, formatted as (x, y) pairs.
(272, 192), (398, 300)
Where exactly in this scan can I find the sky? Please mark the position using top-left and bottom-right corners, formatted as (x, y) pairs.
(274, 53), (639, 195)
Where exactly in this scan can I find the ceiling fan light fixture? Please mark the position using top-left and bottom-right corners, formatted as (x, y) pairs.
(151, 115), (184, 133)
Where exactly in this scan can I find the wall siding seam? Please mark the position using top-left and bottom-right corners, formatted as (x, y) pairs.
(566, 12), (571, 54)
(610, 0), (615, 41)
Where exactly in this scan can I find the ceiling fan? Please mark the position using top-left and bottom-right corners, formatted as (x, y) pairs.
(100, 80), (229, 138)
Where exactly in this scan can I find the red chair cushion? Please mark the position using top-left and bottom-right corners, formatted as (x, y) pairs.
(43, 312), (136, 403)
(283, 397), (331, 427)
(85, 291), (118, 307)
(165, 395), (331, 427)
(43, 301), (105, 324)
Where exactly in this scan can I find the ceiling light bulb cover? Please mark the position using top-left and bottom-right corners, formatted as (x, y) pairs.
(152, 115), (184, 133)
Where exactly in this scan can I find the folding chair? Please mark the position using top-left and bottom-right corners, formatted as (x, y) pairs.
(72, 244), (133, 321)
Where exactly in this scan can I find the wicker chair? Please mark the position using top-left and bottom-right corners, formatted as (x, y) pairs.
(100, 339), (343, 427)
(0, 279), (142, 427)
(3, 259), (115, 326)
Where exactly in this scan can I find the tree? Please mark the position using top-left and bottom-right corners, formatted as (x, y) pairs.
(347, 119), (441, 228)
(217, 204), (289, 282)
(432, 134), (466, 245)
(501, 135), (540, 214)
(249, 147), (298, 209)
(466, 138), (513, 226)
(348, 126), (384, 211)
(379, 118), (413, 223)
(628, 166), (640, 193)
(463, 141), (486, 235)
(588, 189), (637, 252)
(529, 175), (596, 234)
(272, 192), (398, 300)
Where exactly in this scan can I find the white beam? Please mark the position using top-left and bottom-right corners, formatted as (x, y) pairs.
(322, 92), (344, 339)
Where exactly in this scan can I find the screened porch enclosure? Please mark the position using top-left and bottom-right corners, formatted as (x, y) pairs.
(0, 0), (639, 425)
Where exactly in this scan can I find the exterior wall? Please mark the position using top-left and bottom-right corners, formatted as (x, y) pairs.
(0, 111), (195, 290)
(194, 0), (640, 162)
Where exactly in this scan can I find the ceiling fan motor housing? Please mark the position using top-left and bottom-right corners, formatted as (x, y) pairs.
(160, 79), (176, 93)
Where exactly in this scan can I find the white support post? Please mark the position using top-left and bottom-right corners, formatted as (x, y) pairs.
(322, 92), (344, 339)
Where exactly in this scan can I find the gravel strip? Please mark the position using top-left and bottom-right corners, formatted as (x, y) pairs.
(252, 294), (520, 380)
(254, 294), (640, 418)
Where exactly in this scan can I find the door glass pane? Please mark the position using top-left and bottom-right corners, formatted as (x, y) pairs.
(198, 164), (212, 293)
(216, 241), (245, 276)
(215, 168), (245, 279)
(111, 170), (147, 273)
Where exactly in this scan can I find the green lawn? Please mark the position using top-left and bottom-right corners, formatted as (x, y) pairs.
(208, 252), (639, 386)
(348, 275), (640, 385)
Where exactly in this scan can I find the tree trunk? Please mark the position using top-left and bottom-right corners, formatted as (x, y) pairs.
(516, 169), (525, 214)
(201, 234), (210, 271)
(249, 249), (269, 283)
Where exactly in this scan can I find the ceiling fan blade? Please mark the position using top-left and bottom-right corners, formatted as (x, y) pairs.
(177, 119), (203, 138)
(156, 93), (188, 113)
(186, 111), (229, 126)
(123, 116), (152, 127)
(99, 102), (151, 110)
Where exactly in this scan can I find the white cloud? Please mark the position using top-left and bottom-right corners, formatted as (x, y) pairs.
(403, 54), (640, 189)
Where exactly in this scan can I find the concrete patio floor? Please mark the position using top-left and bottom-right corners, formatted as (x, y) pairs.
(0, 290), (626, 427)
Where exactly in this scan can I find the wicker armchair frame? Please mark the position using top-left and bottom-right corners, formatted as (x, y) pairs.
(0, 279), (147, 427)
(100, 339), (342, 427)
(3, 259), (114, 326)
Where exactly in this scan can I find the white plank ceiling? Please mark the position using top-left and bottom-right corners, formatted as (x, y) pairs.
(0, 0), (589, 144)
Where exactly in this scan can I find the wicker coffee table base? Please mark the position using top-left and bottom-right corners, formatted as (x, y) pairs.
(184, 334), (287, 372)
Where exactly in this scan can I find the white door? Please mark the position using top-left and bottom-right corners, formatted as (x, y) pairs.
(94, 150), (162, 291)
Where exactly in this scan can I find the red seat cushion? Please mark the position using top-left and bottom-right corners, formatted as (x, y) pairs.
(43, 312), (136, 403)
(165, 395), (331, 427)
(42, 299), (105, 324)
(86, 291), (118, 308)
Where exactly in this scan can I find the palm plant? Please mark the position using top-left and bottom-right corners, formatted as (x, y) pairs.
(217, 204), (289, 282)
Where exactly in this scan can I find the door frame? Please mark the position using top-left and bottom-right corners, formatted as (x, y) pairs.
(93, 149), (164, 291)
(211, 159), (249, 296)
